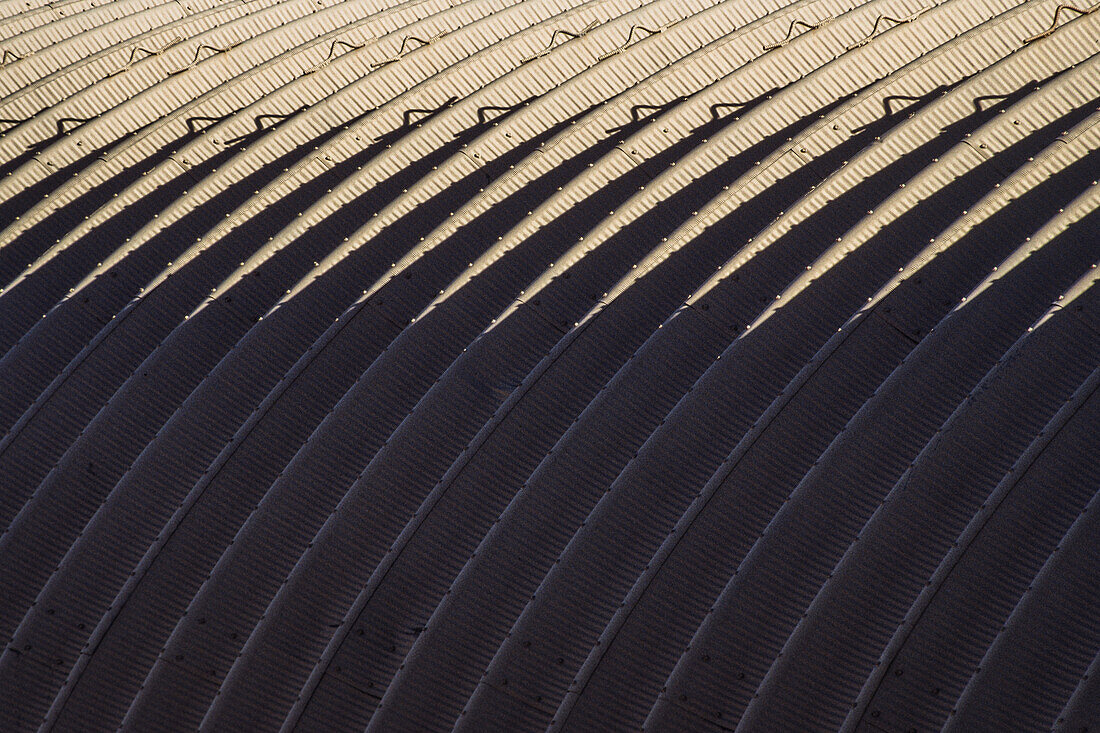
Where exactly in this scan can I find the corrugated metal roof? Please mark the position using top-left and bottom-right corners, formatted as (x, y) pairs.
(1, 0), (1098, 730)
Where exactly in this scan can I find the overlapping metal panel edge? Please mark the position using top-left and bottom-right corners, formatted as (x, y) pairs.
(1, 0), (1098, 730)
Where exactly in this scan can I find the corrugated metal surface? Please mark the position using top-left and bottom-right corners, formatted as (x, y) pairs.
(0, 0), (1098, 730)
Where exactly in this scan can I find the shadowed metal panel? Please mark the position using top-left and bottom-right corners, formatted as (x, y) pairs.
(369, 7), (1094, 728)
(0, 0), (1098, 730)
(0, 4), (616, 726)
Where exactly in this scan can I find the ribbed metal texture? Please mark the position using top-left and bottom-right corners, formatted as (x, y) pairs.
(1, 0), (1098, 730)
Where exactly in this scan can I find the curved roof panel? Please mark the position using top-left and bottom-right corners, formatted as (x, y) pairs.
(1, 0), (1098, 730)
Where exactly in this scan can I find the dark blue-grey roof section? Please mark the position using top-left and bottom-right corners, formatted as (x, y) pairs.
(0, 0), (1098, 730)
